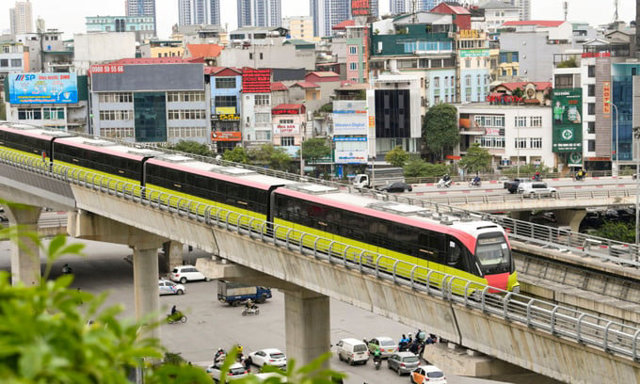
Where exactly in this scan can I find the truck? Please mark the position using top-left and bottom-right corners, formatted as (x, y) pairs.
(217, 280), (272, 306)
(352, 167), (405, 190)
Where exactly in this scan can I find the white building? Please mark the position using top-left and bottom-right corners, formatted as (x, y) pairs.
(9, 0), (33, 37)
(72, 32), (137, 75)
(477, 0), (519, 33)
(178, 0), (221, 26)
(242, 93), (272, 148)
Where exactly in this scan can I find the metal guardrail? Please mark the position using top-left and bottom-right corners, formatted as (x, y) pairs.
(0, 149), (639, 362)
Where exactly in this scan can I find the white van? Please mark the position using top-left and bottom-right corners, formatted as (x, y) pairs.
(336, 338), (369, 365)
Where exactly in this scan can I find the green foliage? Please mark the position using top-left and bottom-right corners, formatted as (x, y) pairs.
(0, 93), (5, 120)
(301, 138), (331, 163)
(422, 103), (460, 161)
(557, 57), (578, 68)
(458, 143), (492, 174)
(502, 162), (550, 177)
(403, 160), (449, 178)
(222, 146), (249, 164)
(512, 87), (524, 98)
(249, 144), (292, 171)
(592, 221), (636, 243)
(385, 146), (409, 167)
(233, 352), (345, 384)
(318, 103), (333, 113)
(170, 140), (213, 157)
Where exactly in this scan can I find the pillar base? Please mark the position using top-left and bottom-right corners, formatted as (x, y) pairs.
(4, 204), (42, 286)
(284, 289), (330, 368)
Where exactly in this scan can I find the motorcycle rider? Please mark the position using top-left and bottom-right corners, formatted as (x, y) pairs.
(213, 348), (226, 368)
(372, 348), (382, 368)
(472, 175), (481, 186)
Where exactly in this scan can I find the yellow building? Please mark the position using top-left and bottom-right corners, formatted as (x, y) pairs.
(282, 16), (316, 41)
(140, 40), (184, 58)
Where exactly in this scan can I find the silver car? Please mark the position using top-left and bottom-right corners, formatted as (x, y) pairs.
(387, 351), (420, 375)
(158, 279), (185, 295)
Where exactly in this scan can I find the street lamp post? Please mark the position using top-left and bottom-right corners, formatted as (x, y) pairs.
(608, 101), (619, 176)
(634, 126), (640, 248)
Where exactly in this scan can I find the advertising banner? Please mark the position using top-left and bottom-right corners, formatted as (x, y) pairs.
(552, 88), (582, 153)
(568, 151), (583, 167)
(459, 49), (490, 58)
(211, 131), (242, 141)
(273, 123), (299, 135)
(334, 137), (368, 164)
(9, 73), (78, 104)
(333, 100), (368, 135)
(216, 107), (236, 115)
(351, 0), (370, 16)
(603, 81), (611, 115)
(242, 68), (271, 93)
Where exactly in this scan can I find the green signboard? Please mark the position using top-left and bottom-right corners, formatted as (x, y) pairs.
(459, 49), (490, 58)
(552, 88), (582, 153)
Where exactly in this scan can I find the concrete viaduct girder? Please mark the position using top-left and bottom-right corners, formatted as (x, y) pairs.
(446, 195), (637, 212)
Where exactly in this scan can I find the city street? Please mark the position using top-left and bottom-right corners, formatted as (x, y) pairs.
(0, 239), (556, 384)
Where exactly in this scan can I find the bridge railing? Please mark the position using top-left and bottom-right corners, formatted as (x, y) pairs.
(1, 149), (639, 362)
(423, 188), (634, 205)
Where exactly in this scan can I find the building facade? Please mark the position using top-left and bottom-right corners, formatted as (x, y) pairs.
(9, 0), (33, 37)
(178, 0), (221, 27)
(281, 16), (313, 40)
(271, 103), (306, 157)
(125, 0), (157, 36)
(0, 42), (28, 81)
(456, 29), (491, 103)
(85, 16), (155, 42)
(237, 0), (282, 28)
(310, 0), (351, 38)
(345, 25), (368, 83)
(241, 68), (272, 148)
(208, 67), (243, 153)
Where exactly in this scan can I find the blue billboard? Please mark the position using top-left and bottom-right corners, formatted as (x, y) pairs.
(9, 73), (78, 104)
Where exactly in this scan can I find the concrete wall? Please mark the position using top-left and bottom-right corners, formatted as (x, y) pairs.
(73, 32), (137, 75)
(217, 45), (315, 70)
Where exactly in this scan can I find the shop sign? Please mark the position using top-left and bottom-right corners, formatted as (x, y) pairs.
(211, 131), (242, 141)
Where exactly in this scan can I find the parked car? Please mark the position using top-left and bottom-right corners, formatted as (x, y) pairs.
(410, 365), (447, 384)
(169, 265), (207, 284)
(367, 336), (397, 358)
(335, 338), (369, 365)
(158, 279), (185, 295)
(248, 348), (287, 369)
(206, 362), (248, 382)
(517, 182), (557, 198)
(505, 178), (529, 193)
(387, 351), (420, 375)
(380, 182), (412, 193)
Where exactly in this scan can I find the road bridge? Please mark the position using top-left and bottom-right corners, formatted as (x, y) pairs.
(0, 150), (639, 383)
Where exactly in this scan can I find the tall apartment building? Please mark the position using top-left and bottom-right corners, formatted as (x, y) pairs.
(178, 0), (221, 26)
(125, 0), (157, 36)
(282, 16), (314, 39)
(502, 0), (530, 21)
(9, 0), (33, 37)
(237, 0), (282, 28)
(310, 0), (351, 37)
(86, 16), (155, 42)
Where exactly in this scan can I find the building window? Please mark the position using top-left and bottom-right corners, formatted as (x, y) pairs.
(588, 103), (595, 115)
(530, 116), (542, 127)
(349, 46), (357, 54)
(434, 95), (440, 104)
(99, 110), (133, 121)
(99, 93), (133, 103)
(255, 95), (270, 105)
(465, 75), (471, 87)
(529, 137), (542, 148)
(259, 53), (264, 60)
(10, 58), (21, 67)
(588, 84), (595, 97)
(588, 65), (595, 77)
(215, 95), (237, 108)
(17, 109), (42, 120)
(514, 116), (527, 127)
(101, 127), (134, 138)
(280, 136), (295, 146)
(465, 58), (471, 68)
(588, 121), (595, 134)
(434, 77), (440, 88)
(279, 119), (294, 124)
(168, 127), (208, 138)
(167, 110), (207, 120)
(349, 62), (357, 70)
(43, 107), (64, 120)
(255, 113), (270, 123)
(255, 131), (271, 140)
(588, 140), (596, 151)
(215, 77), (236, 89)
(515, 138), (527, 148)
(167, 91), (205, 102)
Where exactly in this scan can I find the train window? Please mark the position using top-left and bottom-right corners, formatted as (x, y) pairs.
(475, 234), (510, 269)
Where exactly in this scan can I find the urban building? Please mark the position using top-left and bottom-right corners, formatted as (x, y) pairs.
(390, 0), (412, 15)
(139, 40), (185, 58)
(476, 0), (519, 34)
(90, 60), (208, 143)
(178, 0), (221, 27)
(185, 44), (224, 66)
(430, 2), (471, 31)
(174, 24), (226, 45)
(125, 0), (156, 36)
(241, 68), (272, 147)
(495, 50), (521, 81)
(270, 81), (290, 107)
(0, 41), (28, 81)
(15, 30), (71, 73)
(456, 29), (491, 103)
(207, 66), (243, 153)
(310, 0), (352, 38)
(237, 0), (282, 28)
(9, 0), (33, 37)
(217, 42), (315, 71)
(281, 16), (314, 40)
(4, 72), (89, 132)
(345, 25), (369, 83)
(73, 32), (137, 75)
(502, 0), (530, 21)
(271, 103), (307, 158)
(228, 26), (288, 45)
(85, 16), (155, 43)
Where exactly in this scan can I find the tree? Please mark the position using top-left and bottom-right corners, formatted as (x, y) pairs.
(222, 146), (249, 164)
(557, 56), (578, 68)
(403, 160), (449, 178)
(458, 143), (492, 174)
(385, 146), (409, 167)
(301, 138), (331, 164)
(592, 221), (635, 243)
(0, 93), (5, 120)
(170, 140), (213, 157)
(422, 103), (460, 161)
(512, 87), (524, 99)
(249, 144), (292, 171)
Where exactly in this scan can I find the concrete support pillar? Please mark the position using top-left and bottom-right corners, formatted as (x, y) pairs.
(160, 241), (183, 273)
(284, 288), (330, 368)
(4, 204), (42, 286)
(132, 245), (161, 340)
(555, 209), (587, 232)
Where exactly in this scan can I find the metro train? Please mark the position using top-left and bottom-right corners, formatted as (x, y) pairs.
(0, 123), (519, 292)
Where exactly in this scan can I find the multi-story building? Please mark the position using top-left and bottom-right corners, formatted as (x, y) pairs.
(237, 0), (282, 28)
(271, 103), (307, 157)
(174, 24), (226, 45)
(0, 41), (28, 81)
(125, 0), (156, 37)
(85, 16), (155, 43)
(178, 0), (221, 27)
(15, 29), (71, 73)
(139, 40), (185, 58)
(430, 2), (471, 31)
(495, 50), (521, 81)
(207, 66), (243, 153)
(90, 60), (208, 143)
(390, 0), (411, 15)
(73, 32), (137, 75)
(281, 16), (313, 40)
(476, 0), (519, 34)
(218, 40), (315, 70)
(345, 25), (368, 83)
(9, 0), (33, 37)
(241, 68), (272, 148)
(455, 29), (491, 103)
(310, 0), (351, 38)
(502, 0), (530, 21)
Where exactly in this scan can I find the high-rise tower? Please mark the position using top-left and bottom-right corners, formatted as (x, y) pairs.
(237, 0), (282, 28)
(9, 0), (33, 37)
(179, 0), (221, 26)
(126, 0), (157, 36)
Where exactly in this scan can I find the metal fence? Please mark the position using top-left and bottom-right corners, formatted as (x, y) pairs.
(0, 149), (639, 362)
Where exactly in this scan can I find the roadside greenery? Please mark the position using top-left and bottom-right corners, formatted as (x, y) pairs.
(249, 144), (292, 171)
(385, 146), (409, 167)
(592, 221), (636, 243)
(458, 143), (492, 174)
(170, 140), (214, 157)
(301, 138), (331, 164)
(223, 146), (250, 164)
(403, 160), (450, 178)
(422, 103), (459, 161)
(502, 162), (550, 177)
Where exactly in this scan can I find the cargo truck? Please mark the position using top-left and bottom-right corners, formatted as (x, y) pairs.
(217, 280), (272, 306)
(352, 167), (405, 190)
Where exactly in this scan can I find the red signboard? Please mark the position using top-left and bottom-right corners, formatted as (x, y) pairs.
(272, 108), (301, 115)
(242, 68), (271, 93)
(446, 155), (462, 160)
(211, 131), (242, 142)
(581, 52), (611, 58)
(90, 64), (125, 75)
(603, 82), (611, 114)
(351, 0), (370, 16)
(486, 94), (523, 105)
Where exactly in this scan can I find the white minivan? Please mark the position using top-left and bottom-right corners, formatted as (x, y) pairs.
(169, 265), (207, 284)
(336, 338), (369, 365)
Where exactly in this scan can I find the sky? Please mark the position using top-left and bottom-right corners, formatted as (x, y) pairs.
(0, 0), (636, 40)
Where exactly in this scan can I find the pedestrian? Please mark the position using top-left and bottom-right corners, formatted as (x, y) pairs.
(243, 355), (251, 372)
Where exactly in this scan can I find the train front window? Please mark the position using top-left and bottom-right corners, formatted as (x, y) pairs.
(475, 234), (510, 271)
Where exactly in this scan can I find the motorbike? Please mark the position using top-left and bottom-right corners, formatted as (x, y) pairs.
(167, 312), (187, 324)
(575, 172), (586, 181)
(62, 265), (73, 274)
(242, 305), (260, 316)
(436, 178), (452, 188)
(469, 179), (481, 187)
(373, 358), (381, 370)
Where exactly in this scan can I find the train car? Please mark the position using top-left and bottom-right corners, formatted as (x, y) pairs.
(271, 184), (518, 292)
(0, 124), (70, 162)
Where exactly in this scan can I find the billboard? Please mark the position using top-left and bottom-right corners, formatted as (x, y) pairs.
(552, 88), (582, 153)
(9, 73), (78, 104)
(242, 68), (271, 93)
(603, 81), (611, 115)
(211, 131), (242, 141)
(333, 100), (368, 135)
(91, 64), (204, 92)
(334, 136), (367, 164)
(351, 0), (370, 16)
(273, 123), (300, 135)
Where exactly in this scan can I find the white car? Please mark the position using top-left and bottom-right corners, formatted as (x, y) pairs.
(517, 182), (557, 198)
(206, 362), (248, 382)
(248, 348), (287, 369)
(158, 279), (185, 295)
(410, 364), (447, 384)
(169, 265), (207, 284)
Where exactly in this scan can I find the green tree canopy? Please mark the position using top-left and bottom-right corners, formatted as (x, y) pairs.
(458, 143), (492, 174)
(249, 144), (292, 171)
(385, 146), (409, 167)
(422, 103), (460, 161)
(592, 221), (635, 243)
(403, 160), (450, 178)
(301, 138), (331, 163)
(222, 146), (249, 164)
(171, 140), (213, 157)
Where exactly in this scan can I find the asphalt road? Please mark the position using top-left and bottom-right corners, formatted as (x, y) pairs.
(0, 239), (558, 384)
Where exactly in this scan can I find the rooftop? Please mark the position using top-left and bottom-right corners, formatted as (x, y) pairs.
(432, 3), (471, 14)
(502, 20), (565, 28)
(271, 82), (289, 91)
(108, 57), (202, 65)
(307, 71), (340, 78)
(291, 81), (320, 89)
(478, 0), (518, 9)
(186, 44), (223, 58)
(273, 103), (304, 110)
(493, 81), (552, 91)
(332, 20), (356, 31)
